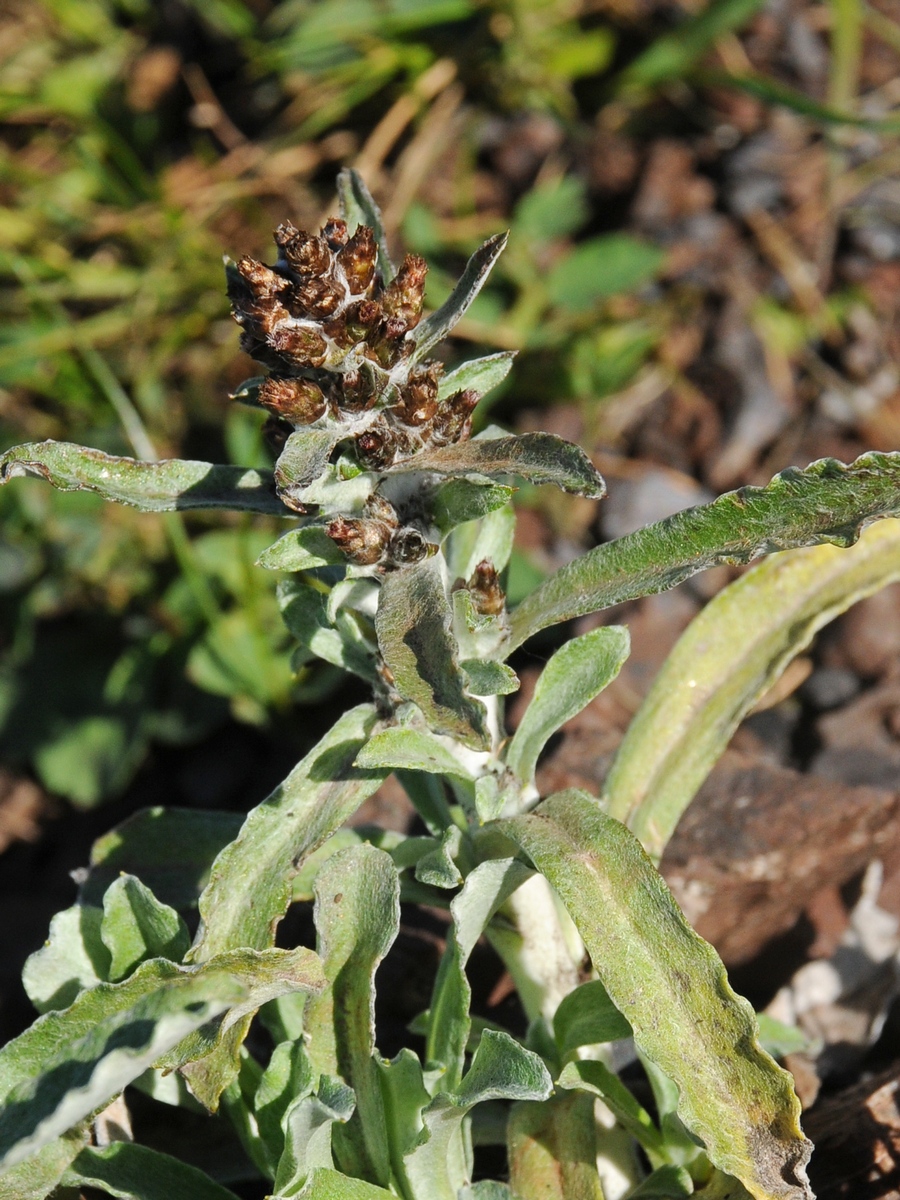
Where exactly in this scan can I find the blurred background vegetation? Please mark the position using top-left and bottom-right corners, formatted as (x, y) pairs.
(2, 0), (899, 812)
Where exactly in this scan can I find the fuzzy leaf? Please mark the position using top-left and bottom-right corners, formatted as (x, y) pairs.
(82, 807), (244, 911)
(375, 559), (489, 749)
(508, 450), (900, 652)
(557, 1061), (666, 1164)
(447, 502), (516, 581)
(337, 168), (396, 284)
(411, 234), (509, 361)
(279, 580), (378, 682)
(356, 726), (476, 780)
(507, 1091), (605, 1200)
(100, 875), (190, 982)
(275, 431), (341, 511)
(506, 626), (630, 782)
(437, 352), (516, 401)
(298, 1168), (396, 1199)
(461, 659), (519, 696)
(431, 479), (515, 536)
(552, 979), (632, 1058)
(61, 1143), (242, 1200)
(625, 1165), (695, 1198)
(606, 518), (900, 858)
(0, 960), (246, 1173)
(184, 707), (386, 1106)
(499, 791), (813, 1200)
(258, 525), (348, 571)
(387, 433), (606, 498)
(22, 906), (109, 1014)
(0, 1129), (88, 1200)
(0, 441), (284, 514)
(274, 1075), (357, 1196)
(305, 845), (400, 1189)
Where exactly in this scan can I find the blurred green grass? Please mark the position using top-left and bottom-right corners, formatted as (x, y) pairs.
(0, 0), (894, 807)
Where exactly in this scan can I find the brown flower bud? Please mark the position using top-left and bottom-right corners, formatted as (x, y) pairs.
(365, 493), (399, 528)
(326, 515), (390, 566)
(322, 217), (349, 249)
(345, 299), (381, 341)
(355, 421), (396, 470)
(234, 256), (289, 299)
(269, 323), (328, 367)
(274, 223), (331, 276)
(381, 254), (427, 329)
(467, 559), (505, 616)
(389, 527), (432, 566)
(431, 388), (479, 445)
(340, 367), (379, 411)
(229, 258), (291, 337)
(292, 276), (344, 319)
(337, 226), (376, 294)
(257, 376), (326, 424)
(392, 363), (441, 425)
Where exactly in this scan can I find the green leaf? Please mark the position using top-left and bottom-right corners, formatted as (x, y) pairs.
(552, 979), (632, 1058)
(415, 826), (463, 889)
(82, 807), (244, 911)
(356, 726), (476, 781)
(619, 0), (766, 88)
(279, 579), (379, 682)
(605, 518), (900, 858)
(437, 352), (516, 402)
(387, 433), (606, 498)
(455, 1029), (552, 1106)
(548, 236), (663, 312)
(274, 1074), (357, 1196)
(625, 1165), (695, 1198)
(100, 875), (190, 981)
(61, 1143), (242, 1199)
(0, 960), (246, 1173)
(461, 659), (519, 696)
(507, 1091), (604, 1200)
(506, 627), (630, 782)
(508, 451), (900, 652)
(22, 905), (109, 1014)
(431, 479), (516, 536)
(258, 525), (348, 571)
(411, 234), (508, 362)
(557, 1061), (666, 1164)
(427, 859), (532, 1090)
(0, 1129), (88, 1200)
(514, 176), (589, 242)
(447, 502), (516, 581)
(298, 1168), (396, 1199)
(337, 168), (396, 284)
(0, 441), (285, 514)
(375, 559), (489, 749)
(305, 845), (399, 1189)
(499, 791), (813, 1200)
(184, 707), (386, 1105)
(253, 1038), (314, 1174)
(275, 431), (341, 510)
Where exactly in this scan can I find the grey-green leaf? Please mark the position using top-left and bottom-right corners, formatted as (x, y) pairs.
(410, 234), (508, 362)
(355, 727), (475, 781)
(625, 1165), (695, 1198)
(506, 627), (630, 782)
(438, 352), (516, 402)
(275, 431), (341, 511)
(387, 433), (606, 498)
(552, 979), (632, 1057)
(279, 580), (378, 682)
(375, 559), (489, 749)
(606, 518), (900, 858)
(499, 791), (812, 1200)
(0, 441), (285, 514)
(557, 1060), (666, 1164)
(461, 659), (519, 697)
(508, 450), (900, 652)
(0, 1129), (88, 1200)
(258, 525), (347, 571)
(61, 1143), (242, 1200)
(101, 874), (190, 981)
(298, 1168), (396, 1199)
(337, 168), (395, 284)
(22, 905), (109, 1014)
(431, 479), (516, 536)
(274, 1075), (356, 1196)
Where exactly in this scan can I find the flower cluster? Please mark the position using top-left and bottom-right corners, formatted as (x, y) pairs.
(228, 218), (479, 472)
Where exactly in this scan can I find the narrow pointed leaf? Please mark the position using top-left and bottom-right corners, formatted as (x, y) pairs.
(356, 726), (476, 780)
(411, 234), (508, 362)
(305, 845), (399, 1189)
(508, 450), (900, 651)
(499, 791), (813, 1200)
(61, 1143), (242, 1200)
(506, 626), (630, 783)
(258, 525), (347, 571)
(438, 352), (516, 401)
(375, 559), (489, 749)
(0, 961), (246, 1172)
(275, 431), (340, 510)
(606, 518), (900, 858)
(387, 433), (606, 498)
(0, 441), (285, 514)
(337, 168), (395, 283)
